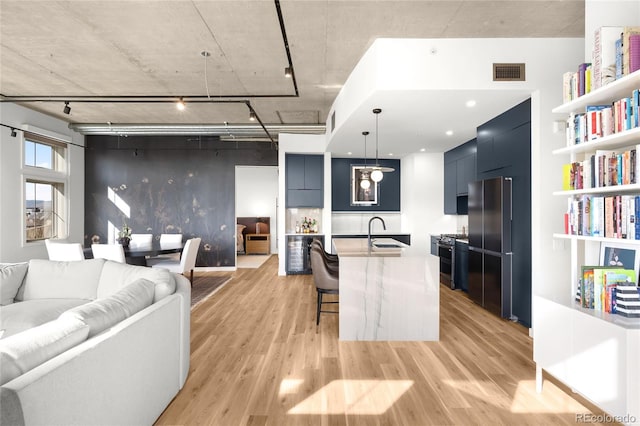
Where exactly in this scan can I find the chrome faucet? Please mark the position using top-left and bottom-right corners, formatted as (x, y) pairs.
(368, 216), (386, 247)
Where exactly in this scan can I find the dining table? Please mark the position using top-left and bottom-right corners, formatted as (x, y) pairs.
(85, 241), (185, 266)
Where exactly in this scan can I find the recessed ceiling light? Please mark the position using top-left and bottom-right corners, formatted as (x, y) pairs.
(347, 151), (352, 155)
(466, 100), (476, 107)
(420, 148), (426, 152)
(388, 153), (393, 156)
(446, 130), (453, 136)
(176, 98), (185, 111)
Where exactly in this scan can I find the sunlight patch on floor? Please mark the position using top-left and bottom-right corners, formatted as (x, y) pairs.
(444, 378), (597, 415)
(287, 380), (413, 415)
(443, 379), (512, 410)
(510, 380), (597, 414)
(279, 378), (305, 396)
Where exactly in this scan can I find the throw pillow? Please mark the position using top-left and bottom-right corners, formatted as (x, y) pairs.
(0, 316), (89, 386)
(0, 299), (88, 339)
(0, 263), (28, 305)
(18, 259), (105, 301)
(60, 278), (156, 337)
(97, 261), (175, 303)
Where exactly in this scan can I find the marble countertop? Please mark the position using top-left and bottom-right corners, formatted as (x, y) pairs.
(333, 237), (425, 258)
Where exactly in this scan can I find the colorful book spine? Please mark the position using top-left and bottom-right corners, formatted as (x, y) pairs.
(630, 34), (640, 74)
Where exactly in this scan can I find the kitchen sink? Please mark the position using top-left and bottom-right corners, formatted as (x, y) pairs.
(371, 238), (407, 249)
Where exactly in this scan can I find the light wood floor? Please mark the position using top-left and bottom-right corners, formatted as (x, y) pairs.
(156, 256), (610, 426)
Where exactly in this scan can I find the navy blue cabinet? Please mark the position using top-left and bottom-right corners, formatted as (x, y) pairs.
(444, 161), (457, 214)
(286, 154), (324, 208)
(454, 241), (469, 291)
(444, 139), (476, 214)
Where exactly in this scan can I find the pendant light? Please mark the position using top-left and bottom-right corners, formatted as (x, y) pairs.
(371, 108), (395, 183)
(360, 131), (371, 189)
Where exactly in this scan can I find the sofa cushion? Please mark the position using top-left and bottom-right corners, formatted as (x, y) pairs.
(0, 299), (88, 339)
(0, 316), (89, 385)
(17, 259), (105, 302)
(97, 261), (175, 303)
(60, 278), (155, 337)
(0, 263), (28, 306)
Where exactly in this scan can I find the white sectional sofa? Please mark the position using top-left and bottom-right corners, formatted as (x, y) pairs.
(0, 258), (191, 426)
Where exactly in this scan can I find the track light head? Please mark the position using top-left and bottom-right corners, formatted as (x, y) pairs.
(284, 66), (293, 78)
(176, 98), (185, 111)
(10, 128), (17, 137)
(63, 101), (71, 115)
(249, 111), (257, 121)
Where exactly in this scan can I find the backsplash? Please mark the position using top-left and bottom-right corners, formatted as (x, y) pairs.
(286, 208), (323, 233)
(331, 213), (402, 234)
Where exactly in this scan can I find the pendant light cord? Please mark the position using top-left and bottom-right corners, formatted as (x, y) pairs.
(202, 51), (211, 99)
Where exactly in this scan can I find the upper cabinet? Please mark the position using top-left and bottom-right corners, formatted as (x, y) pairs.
(476, 100), (531, 174)
(444, 139), (477, 214)
(286, 154), (324, 208)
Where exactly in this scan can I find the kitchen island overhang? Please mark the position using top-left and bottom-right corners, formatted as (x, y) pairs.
(332, 238), (440, 341)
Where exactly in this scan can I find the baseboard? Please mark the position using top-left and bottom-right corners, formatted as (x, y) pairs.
(194, 266), (236, 272)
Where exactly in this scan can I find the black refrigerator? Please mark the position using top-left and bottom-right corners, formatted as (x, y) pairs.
(468, 177), (513, 319)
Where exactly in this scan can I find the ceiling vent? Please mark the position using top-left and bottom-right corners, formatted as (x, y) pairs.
(493, 63), (526, 81)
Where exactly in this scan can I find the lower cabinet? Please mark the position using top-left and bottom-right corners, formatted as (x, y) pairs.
(534, 296), (640, 422)
(453, 241), (468, 291)
(286, 235), (324, 275)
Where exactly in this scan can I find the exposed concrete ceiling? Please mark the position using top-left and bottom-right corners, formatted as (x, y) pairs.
(0, 0), (584, 151)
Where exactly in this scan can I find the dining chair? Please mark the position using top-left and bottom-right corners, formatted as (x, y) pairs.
(91, 243), (126, 263)
(310, 244), (339, 325)
(129, 233), (153, 247)
(147, 237), (201, 285)
(154, 233), (183, 261)
(160, 233), (183, 245)
(45, 239), (85, 261)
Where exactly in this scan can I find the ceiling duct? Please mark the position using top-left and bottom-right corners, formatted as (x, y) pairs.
(493, 63), (526, 81)
(69, 123), (326, 139)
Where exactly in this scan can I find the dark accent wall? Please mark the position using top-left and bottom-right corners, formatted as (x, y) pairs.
(476, 98), (532, 327)
(84, 136), (277, 267)
(331, 158), (401, 211)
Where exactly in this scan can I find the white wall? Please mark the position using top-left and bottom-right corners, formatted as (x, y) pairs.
(401, 152), (458, 253)
(235, 166), (278, 254)
(0, 103), (85, 262)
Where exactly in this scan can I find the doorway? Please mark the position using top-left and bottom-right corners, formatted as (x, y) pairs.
(235, 166), (278, 268)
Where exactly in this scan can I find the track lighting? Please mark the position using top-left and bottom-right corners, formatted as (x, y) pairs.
(63, 101), (71, 115)
(284, 66), (293, 78)
(176, 98), (185, 111)
(249, 111), (257, 121)
(10, 128), (17, 137)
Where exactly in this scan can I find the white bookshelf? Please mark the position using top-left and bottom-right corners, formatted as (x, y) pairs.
(535, 63), (640, 424)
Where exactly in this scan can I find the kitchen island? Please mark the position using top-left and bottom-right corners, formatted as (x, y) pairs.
(332, 238), (439, 341)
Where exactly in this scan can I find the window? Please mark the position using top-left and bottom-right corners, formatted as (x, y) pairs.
(22, 132), (68, 242)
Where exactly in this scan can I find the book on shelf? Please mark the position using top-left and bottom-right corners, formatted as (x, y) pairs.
(622, 27), (640, 76)
(578, 63), (591, 97)
(616, 37), (623, 80)
(580, 266), (635, 313)
(630, 34), (640, 75)
(566, 195), (640, 240)
(593, 26), (624, 89)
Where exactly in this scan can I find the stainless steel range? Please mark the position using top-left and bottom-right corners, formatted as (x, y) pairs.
(437, 234), (466, 289)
